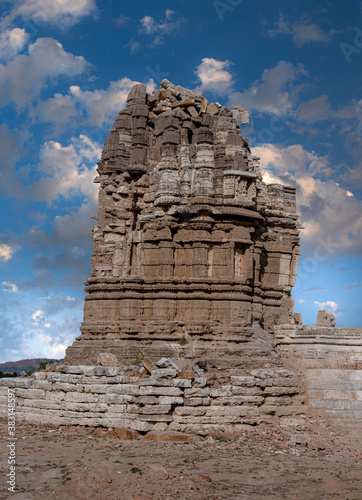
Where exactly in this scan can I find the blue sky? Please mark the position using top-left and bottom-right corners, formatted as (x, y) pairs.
(0, 0), (361, 363)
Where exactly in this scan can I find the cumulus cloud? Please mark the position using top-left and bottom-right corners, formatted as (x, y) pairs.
(32, 93), (78, 132)
(10, 0), (96, 27)
(0, 37), (89, 108)
(35, 77), (155, 128)
(267, 14), (335, 47)
(253, 143), (362, 257)
(139, 9), (183, 46)
(296, 95), (357, 123)
(70, 78), (143, 126)
(32, 308), (45, 325)
(2, 281), (19, 293)
(0, 243), (19, 263)
(314, 300), (339, 314)
(0, 28), (28, 60)
(0, 124), (26, 196)
(29, 134), (100, 203)
(228, 61), (306, 115)
(195, 58), (234, 94)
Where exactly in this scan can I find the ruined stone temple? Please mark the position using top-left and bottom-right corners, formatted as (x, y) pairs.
(65, 80), (301, 368)
(1, 81), (361, 435)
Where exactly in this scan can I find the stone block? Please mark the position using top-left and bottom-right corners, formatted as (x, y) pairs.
(184, 397), (210, 406)
(184, 388), (210, 397)
(128, 405), (172, 414)
(110, 384), (140, 396)
(156, 358), (181, 371)
(114, 428), (140, 439)
(230, 376), (256, 387)
(173, 379), (192, 388)
(142, 358), (157, 373)
(138, 414), (173, 422)
(263, 386), (299, 396)
(151, 369), (178, 379)
(138, 378), (173, 387)
(194, 377), (208, 387)
(173, 407), (206, 416)
(158, 396), (184, 405)
(317, 310), (336, 327)
(140, 386), (182, 396)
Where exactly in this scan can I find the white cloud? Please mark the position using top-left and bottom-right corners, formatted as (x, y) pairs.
(253, 143), (362, 257)
(267, 15), (334, 47)
(0, 28), (28, 60)
(12, 0), (96, 27)
(0, 37), (89, 108)
(36, 77), (155, 128)
(296, 95), (357, 123)
(314, 300), (339, 313)
(70, 78), (140, 126)
(32, 308), (45, 324)
(52, 199), (98, 248)
(0, 244), (19, 263)
(298, 299), (306, 303)
(2, 281), (19, 293)
(195, 58), (234, 94)
(30, 134), (100, 203)
(33, 93), (78, 130)
(228, 61), (306, 115)
(139, 9), (182, 46)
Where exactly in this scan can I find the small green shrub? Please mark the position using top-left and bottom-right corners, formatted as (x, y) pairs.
(178, 335), (187, 345)
(215, 434), (228, 442)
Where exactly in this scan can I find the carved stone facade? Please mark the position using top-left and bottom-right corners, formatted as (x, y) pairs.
(65, 81), (300, 366)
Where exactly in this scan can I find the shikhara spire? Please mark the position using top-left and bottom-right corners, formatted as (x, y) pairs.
(65, 80), (300, 367)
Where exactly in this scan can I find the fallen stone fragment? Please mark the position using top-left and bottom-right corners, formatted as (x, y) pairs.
(97, 353), (118, 367)
(114, 427), (140, 439)
(142, 358), (157, 374)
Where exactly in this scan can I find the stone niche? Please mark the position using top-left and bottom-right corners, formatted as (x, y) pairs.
(65, 80), (301, 367)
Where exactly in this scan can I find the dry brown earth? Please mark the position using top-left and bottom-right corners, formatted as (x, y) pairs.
(0, 419), (361, 500)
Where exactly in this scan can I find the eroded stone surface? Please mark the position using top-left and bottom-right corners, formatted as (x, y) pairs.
(65, 81), (300, 367)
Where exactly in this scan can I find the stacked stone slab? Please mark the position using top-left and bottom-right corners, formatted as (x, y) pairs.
(65, 80), (301, 367)
(0, 360), (305, 433)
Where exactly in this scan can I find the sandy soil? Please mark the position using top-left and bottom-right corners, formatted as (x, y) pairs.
(0, 419), (361, 500)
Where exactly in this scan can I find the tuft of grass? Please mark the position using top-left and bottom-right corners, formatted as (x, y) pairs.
(131, 467), (141, 474)
(215, 434), (228, 442)
(178, 335), (187, 345)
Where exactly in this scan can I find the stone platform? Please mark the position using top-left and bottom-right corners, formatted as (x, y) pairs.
(0, 359), (305, 434)
(276, 325), (362, 435)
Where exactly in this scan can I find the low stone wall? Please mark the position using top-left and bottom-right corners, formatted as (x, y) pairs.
(0, 360), (305, 434)
(276, 325), (362, 435)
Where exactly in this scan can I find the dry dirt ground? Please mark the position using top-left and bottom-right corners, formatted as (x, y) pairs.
(0, 418), (361, 500)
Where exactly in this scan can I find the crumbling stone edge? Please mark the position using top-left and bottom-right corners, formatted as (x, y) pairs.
(0, 358), (306, 435)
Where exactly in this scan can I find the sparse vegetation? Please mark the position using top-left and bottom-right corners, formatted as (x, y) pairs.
(178, 335), (188, 345)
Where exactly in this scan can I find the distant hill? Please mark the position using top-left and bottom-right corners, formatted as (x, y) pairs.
(0, 358), (62, 374)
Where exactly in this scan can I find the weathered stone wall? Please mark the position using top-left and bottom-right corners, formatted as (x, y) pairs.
(276, 325), (362, 435)
(65, 80), (300, 366)
(0, 360), (305, 434)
